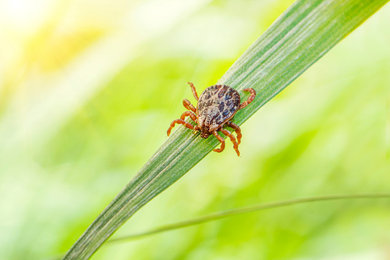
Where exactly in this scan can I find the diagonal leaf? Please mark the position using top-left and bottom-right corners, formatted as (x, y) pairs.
(64, 0), (389, 258)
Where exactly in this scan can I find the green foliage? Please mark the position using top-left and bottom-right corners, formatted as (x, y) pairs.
(63, 0), (389, 259)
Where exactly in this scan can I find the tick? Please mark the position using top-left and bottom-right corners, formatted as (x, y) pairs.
(167, 82), (256, 156)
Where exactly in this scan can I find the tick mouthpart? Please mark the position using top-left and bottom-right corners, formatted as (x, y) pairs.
(200, 131), (211, 139)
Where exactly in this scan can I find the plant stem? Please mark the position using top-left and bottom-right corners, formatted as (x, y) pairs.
(108, 193), (390, 242)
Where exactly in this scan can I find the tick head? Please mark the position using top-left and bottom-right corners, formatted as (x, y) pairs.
(200, 130), (210, 139)
(197, 115), (218, 139)
(197, 115), (209, 138)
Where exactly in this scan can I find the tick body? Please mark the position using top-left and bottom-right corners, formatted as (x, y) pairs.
(167, 82), (256, 156)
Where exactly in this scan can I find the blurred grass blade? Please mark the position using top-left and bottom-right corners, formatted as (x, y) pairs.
(108, 193), (390, 242)
(64, 0), (389, 258)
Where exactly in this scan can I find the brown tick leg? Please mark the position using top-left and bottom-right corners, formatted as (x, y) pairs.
(183, 99), (196, 113)
(221, 128), (240, 156)
(226, 121), (242, 145)
(187, 82), (199, 101)
(167, 119), (194, 136)
(239, 88), (256, 109)
(213, 131), (225, 153)
(180, 111), (197, 122)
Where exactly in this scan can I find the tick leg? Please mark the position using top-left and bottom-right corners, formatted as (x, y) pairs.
(213, 130), (225, 153)
(183, 99), (196, 113)
(221, 128), (240, 156)
(239, 88), (256, 109)
(167, 119), (194, 136)
(180, 111), (197, 122)
(187, 82), (199, 101)
(226, 121), (242, 145)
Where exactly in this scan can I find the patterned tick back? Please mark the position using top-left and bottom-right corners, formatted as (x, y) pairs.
(197, 85), (241, 128)
(166, 82), (256, 156)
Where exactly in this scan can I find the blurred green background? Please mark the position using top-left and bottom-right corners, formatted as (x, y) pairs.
(0, 0), (389, 259)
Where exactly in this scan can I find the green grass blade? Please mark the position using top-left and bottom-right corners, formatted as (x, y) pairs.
(108, 193), (390, 242)
(64, 0), (389, 258)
